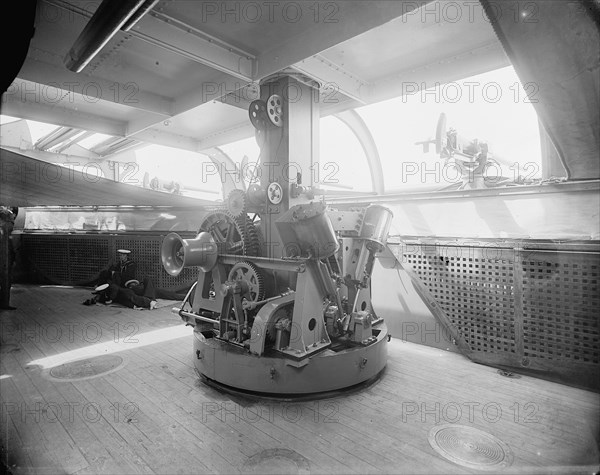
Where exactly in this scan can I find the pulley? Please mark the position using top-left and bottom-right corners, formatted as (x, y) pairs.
(267, 182), (283, 205)
(249, 100), (269, 130)
(266, 94), (283, 127)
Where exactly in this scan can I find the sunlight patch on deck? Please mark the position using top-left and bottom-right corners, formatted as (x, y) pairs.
(27, 325), (190, 369)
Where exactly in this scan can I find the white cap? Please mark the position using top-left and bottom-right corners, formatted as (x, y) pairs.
(117, 249), (131, 254)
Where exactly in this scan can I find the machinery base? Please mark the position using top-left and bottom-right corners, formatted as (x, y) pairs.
(191, 322), (388, 396)
(199, 367), (386, 401)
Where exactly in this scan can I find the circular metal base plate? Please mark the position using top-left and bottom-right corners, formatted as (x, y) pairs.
(202, 367), (385, 402)
(428, 424), (514, 471)
(193, 323), (388, 396)
(48, 355), (125, 382)
(242, 448), (310, 474)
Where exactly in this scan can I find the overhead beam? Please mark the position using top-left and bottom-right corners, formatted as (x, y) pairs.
(131, 11), (255, 81)
(217, 85), (259, 112)
(33, 126), (70, 150)
(125, 109), (174, 137)
(256, 1), (427, 80)
(1, 93), (126, 136)
(196, 122), (255, 151)
(173, 73), (253, 117)
(292, 54), (370, 104)
(368, 41), (510, 104)
(16, 56), (174, 116)
(37, 127), (83, 151)
(53, 130), (96, 153)
(129, 128), (201, 153)
(44, 0), (254, 88)
(64, 0), (147, 72)
(125, 71), (246, 136)
(90, 137), (140, 157)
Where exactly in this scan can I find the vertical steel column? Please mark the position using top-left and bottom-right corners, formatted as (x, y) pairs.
(258, 73), (320, 259)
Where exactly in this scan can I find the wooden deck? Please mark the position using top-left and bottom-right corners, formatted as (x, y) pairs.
(1, 284), (598, 475)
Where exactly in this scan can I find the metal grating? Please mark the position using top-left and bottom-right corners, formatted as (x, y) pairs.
(404, 250), (517, 354)
(23, 235), (71, 283)
(21, 234), (107, 285)
(522, 252), (599, 364)
(20, 233), (197, 289)
(398, 240), (600, 389)
(161, 265), (199, 290)
(114, 237), (163, 286)
(69, 236), (109, 283)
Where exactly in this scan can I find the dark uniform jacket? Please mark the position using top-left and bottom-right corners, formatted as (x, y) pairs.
(109, 260), (137, 286)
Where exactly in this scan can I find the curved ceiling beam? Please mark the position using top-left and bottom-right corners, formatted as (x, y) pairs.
(202, 146), (245, 199)
(334, 110), (384, 194)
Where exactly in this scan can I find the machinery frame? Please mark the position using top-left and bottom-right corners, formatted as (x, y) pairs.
(161, 72), (393, 396)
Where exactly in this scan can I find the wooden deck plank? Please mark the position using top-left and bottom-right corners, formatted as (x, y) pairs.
(7, 338), (141, 475)
(1, 351), (91, 473)
(0, 394), (36, 475)
(0, 358), (70, 474)
(1, 284), (598, 475)
(126, 342), (372, 474)
(126, 346), (359, 474)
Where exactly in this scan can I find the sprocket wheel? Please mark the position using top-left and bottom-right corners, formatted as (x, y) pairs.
(199, 211), (260, 256)
(226, 189), (247, 218)
(228, 261), (265, 303)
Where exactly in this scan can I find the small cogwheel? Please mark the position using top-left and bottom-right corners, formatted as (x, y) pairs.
(227, 189), (247, 218)
(228, 261), (265, 303)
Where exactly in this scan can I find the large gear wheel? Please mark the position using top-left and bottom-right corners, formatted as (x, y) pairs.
(228, 261), (265, 303)
(235, 214), (261, 256)
(199, 211), (260, 256)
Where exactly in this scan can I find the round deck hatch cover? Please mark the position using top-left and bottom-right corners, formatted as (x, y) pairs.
(242, 448), (310, 474)
(428, 424), (514, 471)
(49, 355), (124, 381)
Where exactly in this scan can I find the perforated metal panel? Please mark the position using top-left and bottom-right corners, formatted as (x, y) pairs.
(398, 240), (600, 389)
(160, 265), (199, 290)
(522, 252), (599, 364)
(20, 233), (197, 289)
(114, 237), (162, 285)
(404, 249), (517, 355)
(21, 234), (108, 285)
(69, 236), (110, 283)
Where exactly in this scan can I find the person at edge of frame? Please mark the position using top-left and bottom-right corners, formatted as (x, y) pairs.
(0, 206), (18, 311)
